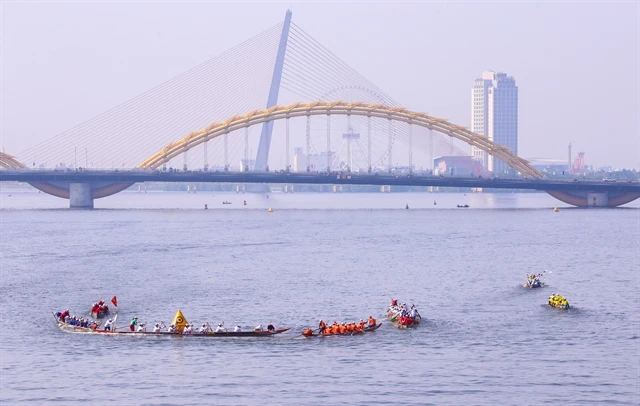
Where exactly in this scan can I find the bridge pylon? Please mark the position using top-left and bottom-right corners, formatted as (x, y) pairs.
(70, 183), (93, 208)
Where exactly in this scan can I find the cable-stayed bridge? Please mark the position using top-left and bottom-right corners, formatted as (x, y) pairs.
(1, 11), (638, 208)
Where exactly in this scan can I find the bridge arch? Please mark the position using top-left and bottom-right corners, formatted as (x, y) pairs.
(138, 100), (543, 178)
(0, 152), (25, 169)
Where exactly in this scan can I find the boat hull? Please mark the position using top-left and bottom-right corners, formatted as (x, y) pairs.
(57, 323), (290, 337)
(548, 304), (570, 310)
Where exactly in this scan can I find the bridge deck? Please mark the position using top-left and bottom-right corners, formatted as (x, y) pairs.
(1, 170), (639, 193)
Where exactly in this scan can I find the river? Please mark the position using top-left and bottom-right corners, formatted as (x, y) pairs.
(1, 190), (638, 405)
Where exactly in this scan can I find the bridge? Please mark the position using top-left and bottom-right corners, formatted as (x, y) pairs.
(2, 10), (638, 208)
(2, 169), (638, 194)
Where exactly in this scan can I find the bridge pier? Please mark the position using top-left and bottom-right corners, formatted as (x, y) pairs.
(332, 185), (343, 193)
(380, 185), (391, 193)
(587, 192), (608, 207)
(69, 183), (93, 208)
(284, 184), (294, 193)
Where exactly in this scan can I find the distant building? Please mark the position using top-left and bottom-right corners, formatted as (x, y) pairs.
(240, 159), (255, 172)
(292, 147), (334, 172)
(433, 156), (483, 176)
(471, 71), (518, 175)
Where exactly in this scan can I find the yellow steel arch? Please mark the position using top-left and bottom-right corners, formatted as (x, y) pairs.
(139, 100), (541, 177)
(0, 152), (25, 169)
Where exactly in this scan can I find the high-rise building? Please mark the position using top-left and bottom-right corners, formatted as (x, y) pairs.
(471, 71), (518, 175)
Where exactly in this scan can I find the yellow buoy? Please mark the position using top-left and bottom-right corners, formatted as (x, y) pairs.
(268, 207), (273, 213)
(553, 207), (559, 212)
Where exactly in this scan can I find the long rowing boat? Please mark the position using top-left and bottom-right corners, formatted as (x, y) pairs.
(56, 321), (290, 337)
(302, 323), (382, 337)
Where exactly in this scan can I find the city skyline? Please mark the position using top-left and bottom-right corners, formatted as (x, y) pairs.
(1, 2), (638, 169)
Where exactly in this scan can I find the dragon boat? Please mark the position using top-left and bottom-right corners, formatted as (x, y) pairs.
(302, 323), (382, 337)
(55, 310), (289, 337)
(386, 299), (421, 328)
(56, 322), (290, 337)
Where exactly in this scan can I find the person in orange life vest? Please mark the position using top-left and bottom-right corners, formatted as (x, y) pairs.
(318, 320), (327, 333)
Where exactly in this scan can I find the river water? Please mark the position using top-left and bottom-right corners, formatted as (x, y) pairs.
(1, 190), (639, 405)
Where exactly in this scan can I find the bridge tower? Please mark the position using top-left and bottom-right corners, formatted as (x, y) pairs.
(254, 10), (292, 171)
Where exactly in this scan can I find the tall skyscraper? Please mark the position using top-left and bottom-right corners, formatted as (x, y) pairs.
(471, 71), (518, 175)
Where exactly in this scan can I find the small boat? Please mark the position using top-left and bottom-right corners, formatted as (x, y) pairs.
(456, 204), (469, 208)
(548, 294), (570, 310)
(553, 207), (559, 212)
(89, 300), (111, 318)
(268, 207), (273, 213)
(222, 201), (232, 204)
(524, 274), (545, 289)
(524, 279), (545, 288)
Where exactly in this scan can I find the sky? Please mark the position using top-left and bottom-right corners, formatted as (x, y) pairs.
(1, 1), (639, 169)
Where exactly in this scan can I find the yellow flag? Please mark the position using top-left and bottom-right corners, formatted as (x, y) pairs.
(171, 309), (188, 333)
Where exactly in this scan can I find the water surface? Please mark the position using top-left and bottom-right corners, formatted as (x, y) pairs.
(1, 191), (639, 405)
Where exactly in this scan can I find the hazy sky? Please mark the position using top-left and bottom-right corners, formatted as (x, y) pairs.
(2, 1), (638, 169)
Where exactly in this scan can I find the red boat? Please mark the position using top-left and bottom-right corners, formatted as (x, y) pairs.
(90, 301), (110, 318)
(396, 315), (419, 329)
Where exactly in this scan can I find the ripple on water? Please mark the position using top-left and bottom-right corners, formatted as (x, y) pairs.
(1, 194), (638, 405)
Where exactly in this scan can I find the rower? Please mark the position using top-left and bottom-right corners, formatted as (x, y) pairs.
(129, 317), (138, 332)
(368, 316), (376, 327)
(234, 325), (242, 332)
(183, 324), (193, 334)
(319, 319), (327, 333)
(199, 323), (210, 333)
(136, 322), (146, 332)
(215, 323), (226, 333)
(167, 324), (176, 333)
(152, 323), (161, 332)
(267, 324), (275, 332)
(254, 324), (264, 332)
